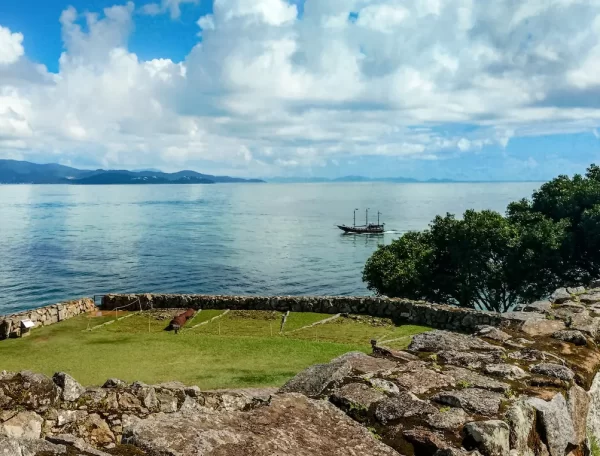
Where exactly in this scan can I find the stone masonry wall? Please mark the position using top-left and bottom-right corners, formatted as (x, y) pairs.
(102, 294), (506, 333)
(0, 298), (96, 340)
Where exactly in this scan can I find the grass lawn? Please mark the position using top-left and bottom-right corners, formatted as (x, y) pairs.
(0, 310), (431, 389)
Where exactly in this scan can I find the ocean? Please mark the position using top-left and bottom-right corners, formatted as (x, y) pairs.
(0, 182), (541, 314)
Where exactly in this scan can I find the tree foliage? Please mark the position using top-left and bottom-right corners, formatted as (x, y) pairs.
(363, 165), (600, 312)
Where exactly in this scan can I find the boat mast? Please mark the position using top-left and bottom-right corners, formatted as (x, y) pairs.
(353, 208), (358, 227)
(378, 211), (380, 225)
(366, 208), (369, 226)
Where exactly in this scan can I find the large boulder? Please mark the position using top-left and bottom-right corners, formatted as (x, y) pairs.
(409, 331), (502, 353)
(0, 411), (43, 439)
(123, 393), (400, 455)
(443, 367), (510, 393)
(432, 389), (504, 416)
(567, 384), (590, 446)
(588, 372), (600, 450)
(389, 361), (454, 395)
(52, 372), (85, 402)
(527, 394), (577, 456)
(463, 420), (510, 456)
(530, 363), (575, 382)
(504, 401), (535, 456)
(0, 436), (66, 455)
(520, 319), (566, 337)
(551, 330), (587, 346)
(280, 352), (395, 400)
(280, 361), (351, 398)
(438, 351), (504, 369)
(330, 383), (386, 417)
(0, 371), (60, 411)
(550, 288), (572, 304)
(374, 392), (437, 425)
(483, 364), (529, 381)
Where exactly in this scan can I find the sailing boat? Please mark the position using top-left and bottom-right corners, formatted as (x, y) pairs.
(337, 209), (385, 234)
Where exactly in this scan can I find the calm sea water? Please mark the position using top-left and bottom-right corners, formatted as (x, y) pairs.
(0, 182), (541, 314)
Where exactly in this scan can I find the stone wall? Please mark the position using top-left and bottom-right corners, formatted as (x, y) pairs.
(0, 298), (96, 340)
(102, 293), (506, 333)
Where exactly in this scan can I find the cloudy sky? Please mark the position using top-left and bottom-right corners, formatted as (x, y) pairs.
(1, 0), (600, 180)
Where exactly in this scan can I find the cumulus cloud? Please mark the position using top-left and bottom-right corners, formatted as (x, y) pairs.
(1, 0), (600, 175)
(0, 26), (24, 65)
(140, 0), (198, 19)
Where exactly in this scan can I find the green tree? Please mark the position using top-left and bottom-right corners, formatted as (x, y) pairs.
(364, 210), (565, 312)
(507, 164), (600, 283)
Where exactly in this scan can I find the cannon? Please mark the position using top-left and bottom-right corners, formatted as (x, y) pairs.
(165, 308), (196, 333)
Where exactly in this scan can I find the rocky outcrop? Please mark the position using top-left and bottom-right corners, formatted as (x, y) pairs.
(0, 298), (96, 339)
(278, 316), (600, 456)
(123, 394), (399, 456)
(2, 285), (600, 455)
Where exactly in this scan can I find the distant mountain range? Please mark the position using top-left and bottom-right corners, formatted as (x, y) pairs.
(266, 176), (457, 183)
(0, 160), (264, 185)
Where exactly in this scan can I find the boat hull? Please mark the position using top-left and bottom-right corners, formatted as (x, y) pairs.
(337, 225), (384, 234)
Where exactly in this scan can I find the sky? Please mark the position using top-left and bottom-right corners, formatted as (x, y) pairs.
(1, 0), (600, 180)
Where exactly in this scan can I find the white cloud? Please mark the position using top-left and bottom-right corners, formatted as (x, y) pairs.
(2, 0), (600, 175)
(0, 26), (24, 65)
(140, 0), (198, 19)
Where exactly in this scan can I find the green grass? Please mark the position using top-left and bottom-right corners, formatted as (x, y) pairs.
(283, 312), (334, 332)
(288, 317), (431, 347)
(0, 311), (431, 389)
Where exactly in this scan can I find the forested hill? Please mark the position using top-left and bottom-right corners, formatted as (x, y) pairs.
(0, 160), (264, 184)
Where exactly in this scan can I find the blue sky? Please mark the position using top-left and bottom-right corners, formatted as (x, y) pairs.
(0, 0), (599, 180)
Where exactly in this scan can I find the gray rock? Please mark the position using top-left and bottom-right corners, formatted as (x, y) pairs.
(409, 330), (503, 353)
(56, 409), (86, 427)
(279, 357), (352, 398)
(567, 286), (586, 295)
(425, 407), (469, 430)
(331, 383), (386, 413)
(368, 378), (400, 395)
(0, 436), (66, 455)
(102, 378), (127, 388)
(140, 387), (158, 410)
(474, 326), (511, 342)
(438, 350), (503, 369)
(578, 292), (600, 304)
(178, 395), (199, 414)
(514, 300), (552, 313)
(463, 420), (510, 456)
(504, 401), (535, 456)
(0, 411), (43, 439)
(374, 391), (437, 425)
(443, 366), (510, 393)
(550, 288), (572, 304)
(484, 364), (529, 381)
(569, 313), (600, 338)
(530, 363), (575, 382)
(47, 434), (111, 456)
(432, 389), (504, 416)
(52, 372), (85, 402)
(567, 384), (590, 446)
(520, 319), (566, 337)
(335, 352), (398, 375)
(390, 361), (454, 394)
(123, 393), (401, 456)
(1, 371), (60, 412)
(157, 392), (178, 413)
(588, 372), (600, 449)
(527, 394), (577, 456)
(551, 329), (587, 346)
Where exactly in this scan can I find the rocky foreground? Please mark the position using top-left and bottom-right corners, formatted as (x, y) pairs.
(2, 286), (600, 455)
